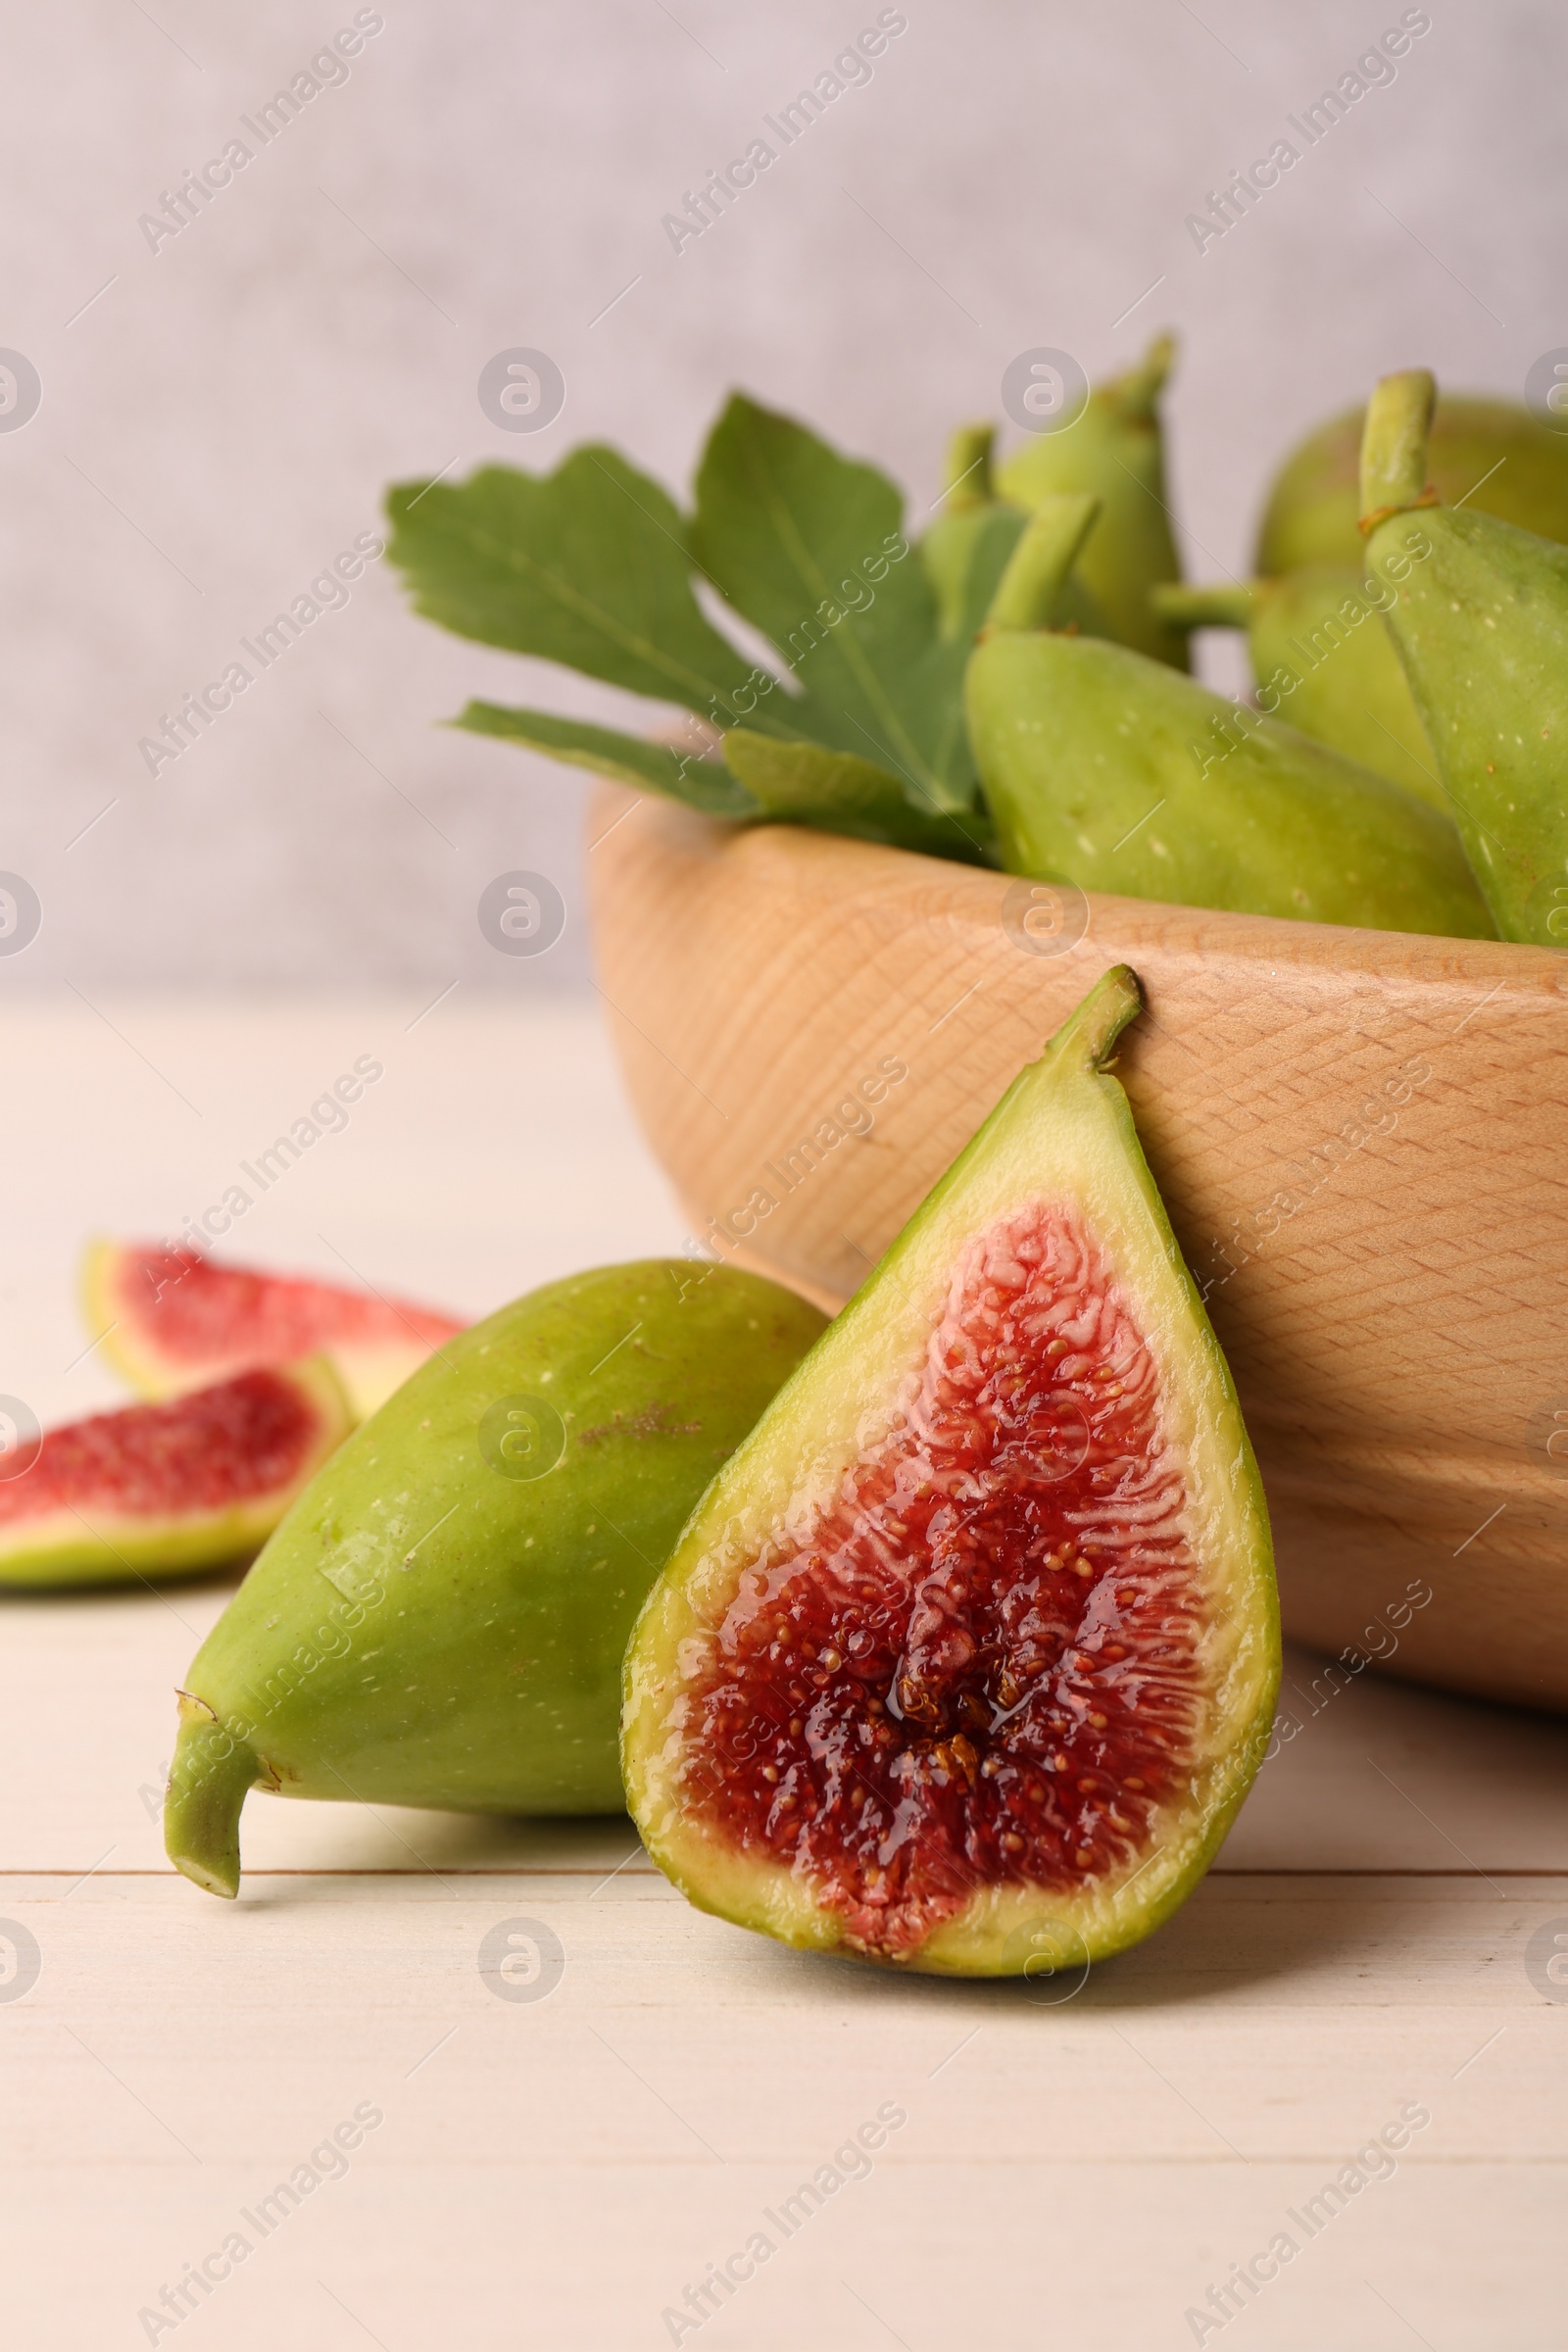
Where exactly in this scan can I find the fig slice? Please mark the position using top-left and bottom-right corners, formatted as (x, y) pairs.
(81, 1242), (465, 1421)
(0, 1359), (352, 1588)
(622, 968), (1279, 1978)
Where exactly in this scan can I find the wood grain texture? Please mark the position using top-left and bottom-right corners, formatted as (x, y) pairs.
(587, 785), (1568, 1714)
(5, 1586), (1562, 2349)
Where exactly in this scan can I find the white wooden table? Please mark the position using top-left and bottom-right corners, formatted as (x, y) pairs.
(1, 997), (1563, 2350)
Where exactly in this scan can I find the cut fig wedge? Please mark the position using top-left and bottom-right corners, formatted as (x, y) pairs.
(622, 968), (1279, 1978)
(82, 1242), (464, 1421)
(0, 1359), (352, 1587)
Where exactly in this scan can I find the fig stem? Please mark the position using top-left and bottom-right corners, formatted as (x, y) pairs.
(164, 1692), (260, 1899)
(942, 422), (996, 511)
(1359, 369), (1437, 528)
(1049, 962), (1144, 1073)
(1152, 581), (1256, 631)
(1113, 330), (1177, 418)
(984, 493), (1102, 632)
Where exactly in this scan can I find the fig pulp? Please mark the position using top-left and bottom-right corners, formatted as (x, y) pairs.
(0, 1361), (351, 1587)
(165, 1263), (826, 1897)
(622, 970), (1280, 1978)
(1360, 368), (1568, 946)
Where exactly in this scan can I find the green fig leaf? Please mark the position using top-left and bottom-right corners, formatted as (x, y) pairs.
(455, 703), (759, 818)
(722, 730), (997, 865)
(387, 403), (1002, 842)
(387, 451), (768, 719)
(692, 395), (977, 811)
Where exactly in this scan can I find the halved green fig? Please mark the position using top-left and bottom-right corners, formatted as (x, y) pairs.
(622, 970), (1279, 1978)
(82, 1242), (465, 1422)
(166, 1262), (826, 1898)
(0, 1360), (352, 1587)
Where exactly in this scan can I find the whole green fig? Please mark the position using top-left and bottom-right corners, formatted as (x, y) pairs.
(966, 496), (1494, 939)
(1154, 567), (1446, 811)
(165, 1261), (828, 1897)
(1361, 368), (1568, 945)
(1257, 392), (1568, 575)
(919, 421), (1105, 648)
(997, 333), (1188, 670)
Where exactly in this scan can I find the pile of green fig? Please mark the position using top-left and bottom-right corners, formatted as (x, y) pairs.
(388, 345), (1568, 946)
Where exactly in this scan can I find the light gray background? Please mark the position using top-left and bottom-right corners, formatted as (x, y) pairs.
(2, 0), (1559, 989)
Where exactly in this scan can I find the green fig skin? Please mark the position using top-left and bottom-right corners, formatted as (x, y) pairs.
(967, 626), (1494, 938)
(1362, 374), (1568, 945)
(1156, 565), (1446, 811)
(622, 968), (1280, 1977)
(996, 335), (1189, 670)
(1257, 394), (1568, 576)
(165, 1263), (827, 1897)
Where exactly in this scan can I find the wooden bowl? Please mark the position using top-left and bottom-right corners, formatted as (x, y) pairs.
(587, 783), (1568, 1715)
